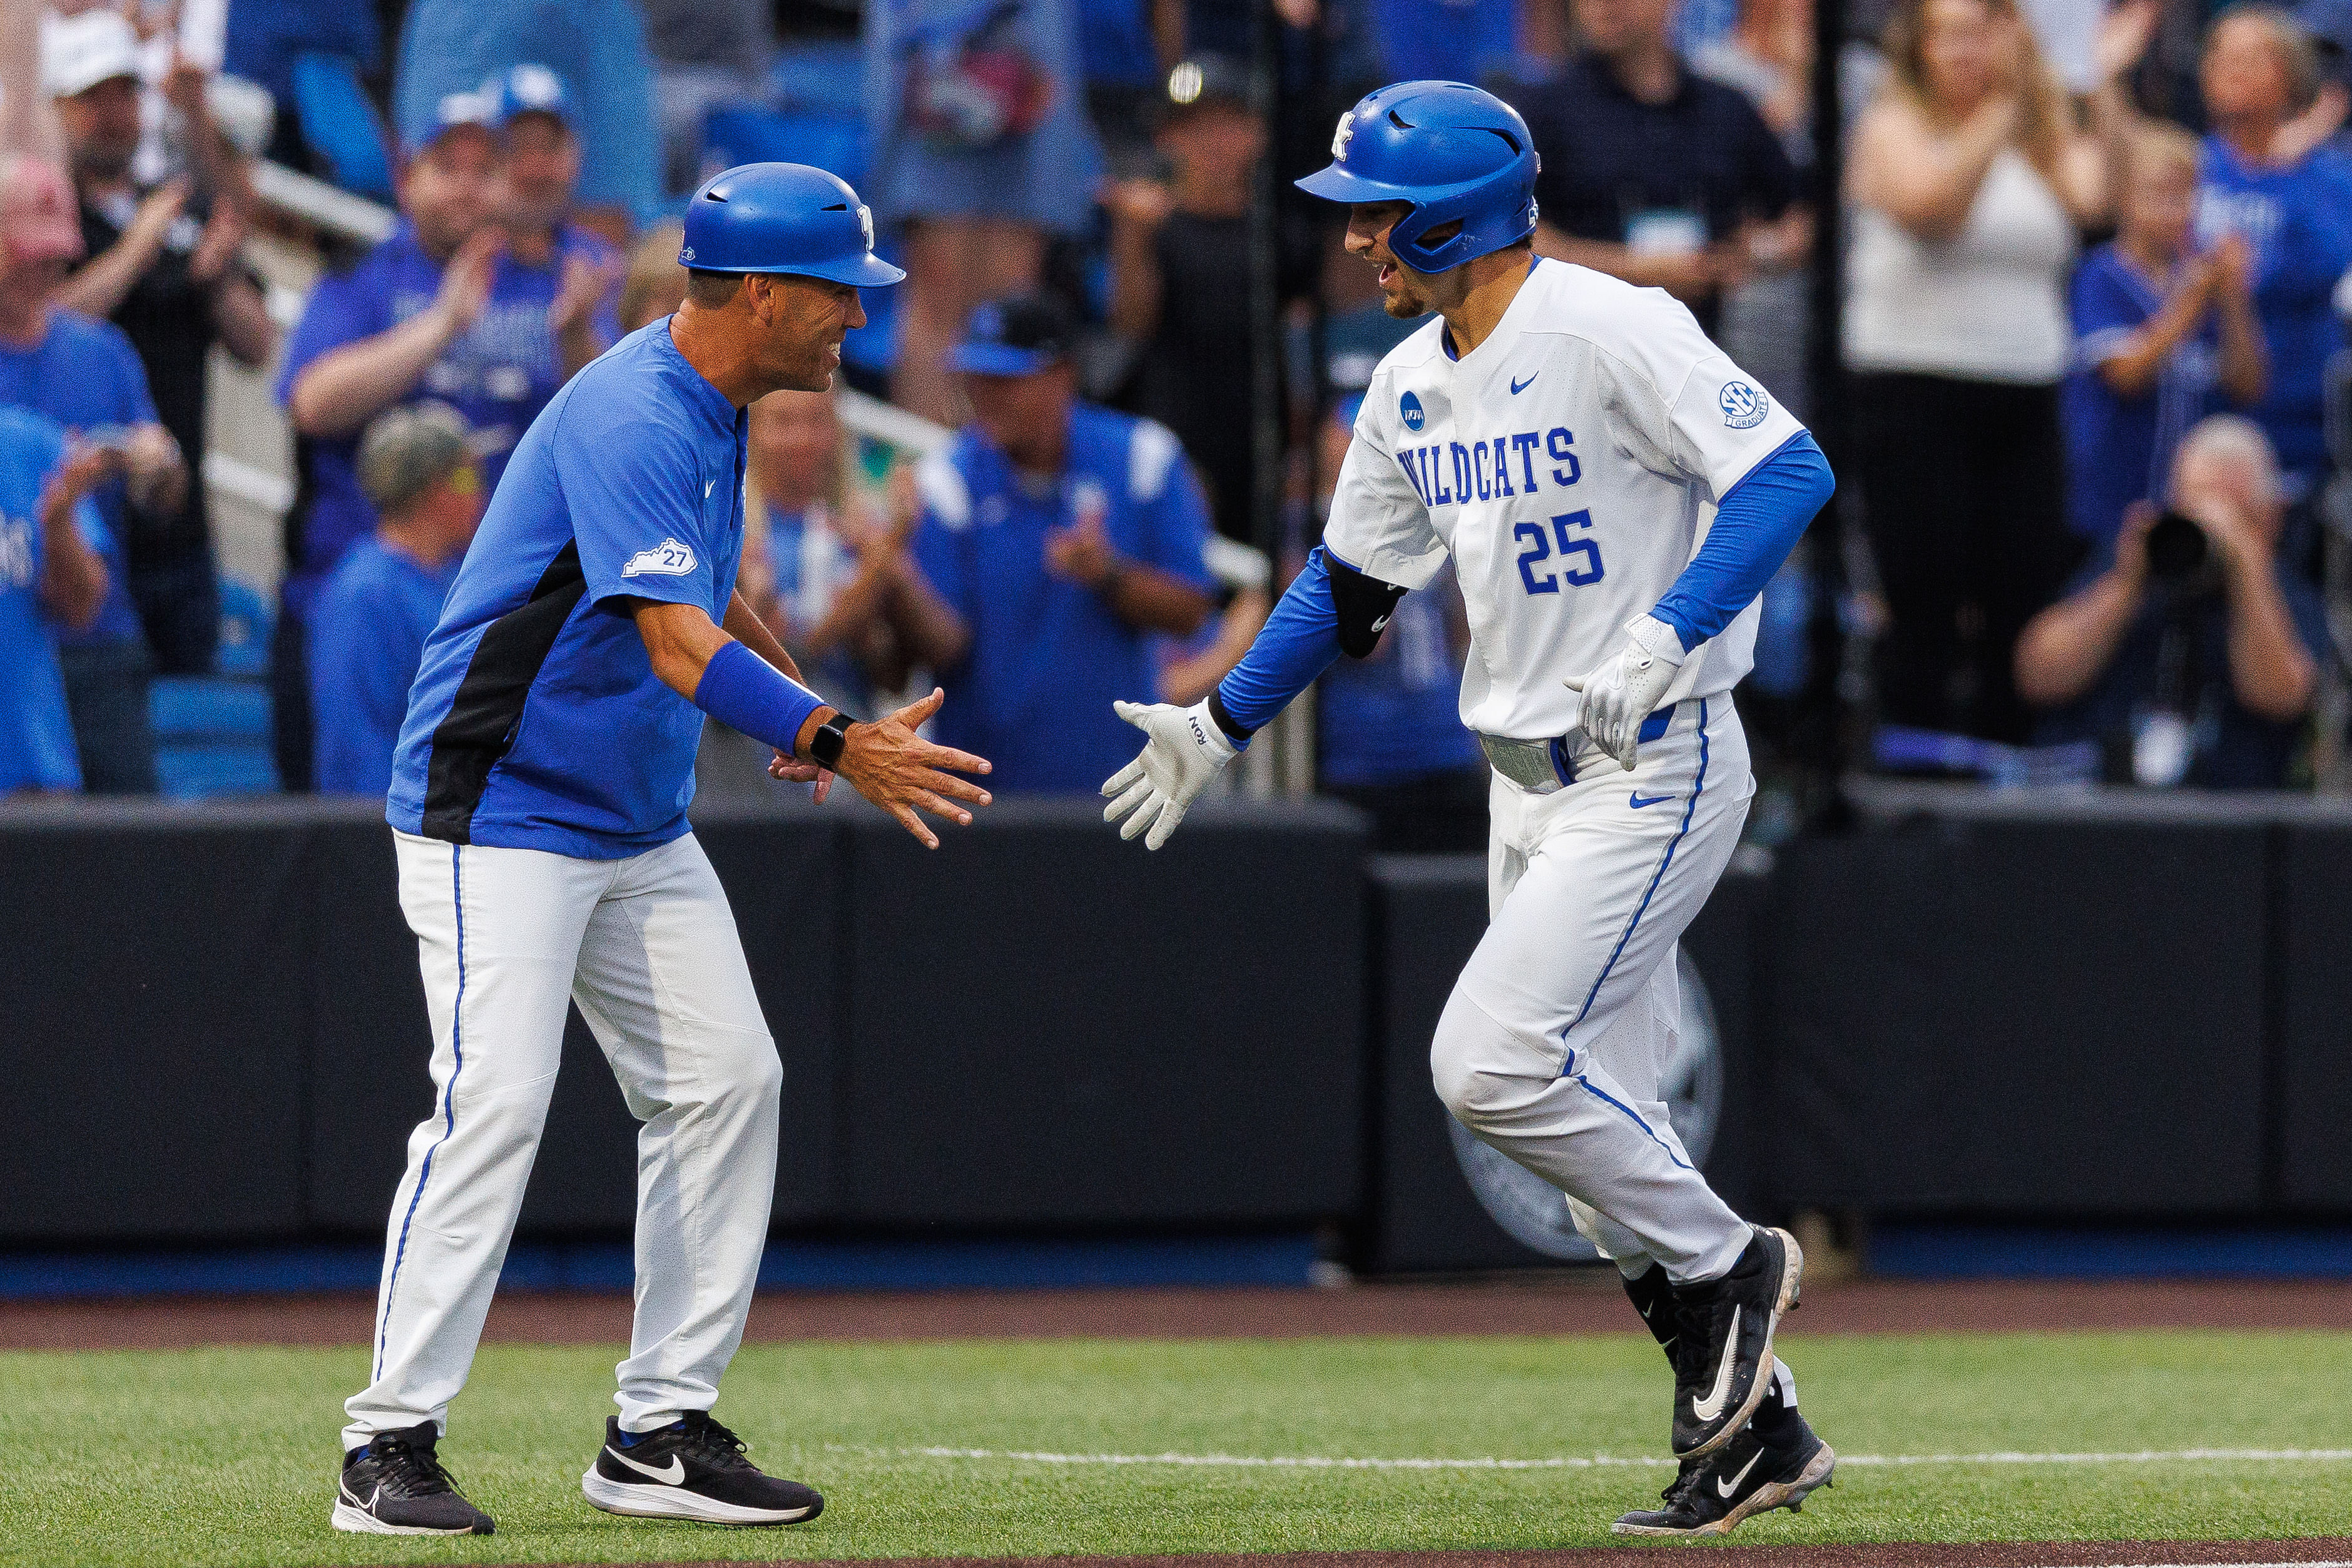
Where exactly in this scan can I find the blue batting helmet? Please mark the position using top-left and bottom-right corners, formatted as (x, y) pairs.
(679, 163), (907, 287)
(1294, 81), (1539, 274)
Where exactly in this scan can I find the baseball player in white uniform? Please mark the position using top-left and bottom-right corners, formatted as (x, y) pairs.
(1103, 81), (1840, 1536)
(331, 163), (992, 1537)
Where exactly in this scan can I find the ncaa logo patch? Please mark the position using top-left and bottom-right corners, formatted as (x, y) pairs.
(1400, 390), (1425, 432)
(1719, 381), (1768, 429)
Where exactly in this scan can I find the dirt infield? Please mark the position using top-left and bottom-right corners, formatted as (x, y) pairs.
(546, 1542), (2352, 1568)
(4, 1277), (2349, 1352)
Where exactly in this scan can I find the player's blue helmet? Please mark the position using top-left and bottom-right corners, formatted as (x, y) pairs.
(1294, 81), (1540, 274)
(679, 163), (907, 287)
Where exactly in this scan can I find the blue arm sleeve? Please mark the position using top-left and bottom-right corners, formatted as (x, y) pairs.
(1209, 547), (1346, 741)
(692, 639), (827, 756)
(1651, 431), (1836, 653)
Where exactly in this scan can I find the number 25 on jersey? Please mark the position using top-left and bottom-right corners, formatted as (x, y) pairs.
(1516, 509), (1603, 594)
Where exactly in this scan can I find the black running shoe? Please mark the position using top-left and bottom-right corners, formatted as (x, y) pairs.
(1613, 1415), (1835, 1536)
(1669, 1226), (1803, 1458)
(582, 1411), (824, 1525)
(330, 1422), (495, 1535)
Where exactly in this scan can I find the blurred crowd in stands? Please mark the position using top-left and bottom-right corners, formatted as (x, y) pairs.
(3, 0), (2351, 838)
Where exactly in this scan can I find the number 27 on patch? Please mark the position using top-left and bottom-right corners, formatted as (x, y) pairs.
(1516, 511), (1603, 594)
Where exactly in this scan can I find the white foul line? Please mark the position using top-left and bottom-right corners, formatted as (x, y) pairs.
(835, 1444), (2352, 1472)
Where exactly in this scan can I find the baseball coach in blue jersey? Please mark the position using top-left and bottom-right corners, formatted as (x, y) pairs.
(335, 163), (991, 1540)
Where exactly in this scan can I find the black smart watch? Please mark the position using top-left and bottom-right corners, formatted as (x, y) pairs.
(808, 710), (854, 770)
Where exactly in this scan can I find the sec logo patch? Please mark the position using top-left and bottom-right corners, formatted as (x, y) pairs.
(1400, 390), (1425, 432)
(1719, 381), (1768, 429)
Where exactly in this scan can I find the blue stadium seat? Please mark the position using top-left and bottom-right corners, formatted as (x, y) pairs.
(699, 104), (869, 195)
(767, 40), (866, 119)
(291, 51), (395, 203)
(213, 576), (273, 680)
(150, 578), (280, 797)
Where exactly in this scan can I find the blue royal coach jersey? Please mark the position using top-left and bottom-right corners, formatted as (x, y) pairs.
(386, 320), (745, 858)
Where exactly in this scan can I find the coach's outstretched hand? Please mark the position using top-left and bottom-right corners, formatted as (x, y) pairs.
(1101, 698), (1236, 850)
(834, 688), (994, 850)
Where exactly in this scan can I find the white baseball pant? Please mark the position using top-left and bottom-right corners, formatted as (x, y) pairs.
(343, 830), (782, 1452)
(1432, 695), (1758, 1285)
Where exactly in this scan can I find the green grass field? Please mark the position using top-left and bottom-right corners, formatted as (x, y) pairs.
(4, 1330), (2349, 1567)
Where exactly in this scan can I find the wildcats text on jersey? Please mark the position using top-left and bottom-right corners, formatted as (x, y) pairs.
(1392, 427), (1581, 509)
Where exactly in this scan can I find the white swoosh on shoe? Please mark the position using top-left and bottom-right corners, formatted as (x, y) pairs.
(1715, 1447), (1765, 1499)
(606, 1447), (687, 1484)
(1689, 1305), (1741, 1422)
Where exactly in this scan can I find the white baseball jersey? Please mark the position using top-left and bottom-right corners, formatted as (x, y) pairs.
(1326, 257), (1807, 741)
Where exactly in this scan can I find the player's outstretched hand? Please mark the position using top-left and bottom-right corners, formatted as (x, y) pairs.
(1565, 616), (1683, 772)
(1101, 698), (1235, 850)
(832, 688), (993, 849)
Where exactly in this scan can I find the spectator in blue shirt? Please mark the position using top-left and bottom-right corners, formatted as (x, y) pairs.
(2192, 5), (2352, 507)
(0, 152), (185, 794)
(1305, 398), (1487, 851)
(2067, 121), (2268, 549)
(274, 91), (609, 789)
(1515, 0), (1803, 335)
(310, 406), (481, 797)
(395, 0), (656, 240)
(913, 295), (1216, 792)
(2018, 414), (2326, 788)
(482, 65), (623, 365)
(0, 407), (113, 795)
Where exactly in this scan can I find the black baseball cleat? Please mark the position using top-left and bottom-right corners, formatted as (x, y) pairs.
(1612, 1415), (1836, 1536)
(582, 1410), (825, 1525)
(330, 1422), (495, 1535)
(1669, 1226), (1803, 1458)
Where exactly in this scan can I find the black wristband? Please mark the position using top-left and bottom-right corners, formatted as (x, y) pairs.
(808, 710), (853, 770)
(1206, 687), (1255, 744)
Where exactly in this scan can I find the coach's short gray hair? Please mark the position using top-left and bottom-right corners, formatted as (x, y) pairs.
(2176, 414), (2283, 504)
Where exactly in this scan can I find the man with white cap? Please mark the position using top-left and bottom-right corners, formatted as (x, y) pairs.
(46, 4), (275, 677)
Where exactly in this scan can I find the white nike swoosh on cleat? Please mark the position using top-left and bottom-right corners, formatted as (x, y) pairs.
(1690, 1305), (1741, 1422)
(1716, 1448), (1765, 1498)
(606, 1447), (687, 1484)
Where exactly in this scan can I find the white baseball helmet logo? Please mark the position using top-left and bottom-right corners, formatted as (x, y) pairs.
(1332, 109), (1357, 161)
(859, 205), (875, 252)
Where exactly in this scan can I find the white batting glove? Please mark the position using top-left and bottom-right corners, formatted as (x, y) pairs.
(1565, 614), (1686, 772)
(1101, 698), (1236, 850)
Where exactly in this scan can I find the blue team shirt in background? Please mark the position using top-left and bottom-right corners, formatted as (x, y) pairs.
(1076, 0), (1159, 86)
(389, 321), (745, 858)
(274, 218), (619, 623)
(0, 309), (155, 650)
(395, 0), (658, 216)
(2194, 137), (2352, 494)
(2062, 243), (2227, 546)
(310, 536), (459, 797)
(1365, 0), (1520, 84)
(1316, 577), (1483, 787)
(914, 404), (1214, 793)
(0, 409), (106, 792)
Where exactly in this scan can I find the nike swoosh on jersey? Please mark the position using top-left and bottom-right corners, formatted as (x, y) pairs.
(1629, 792), (1674, 809)
(1689, 1305), (1741, 1422)
(1716, 1447), (1766, 1498)
(606, 1447), (688, 1485)
(706, 479), (717, 498)
(1510, 373), (1539, 395)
